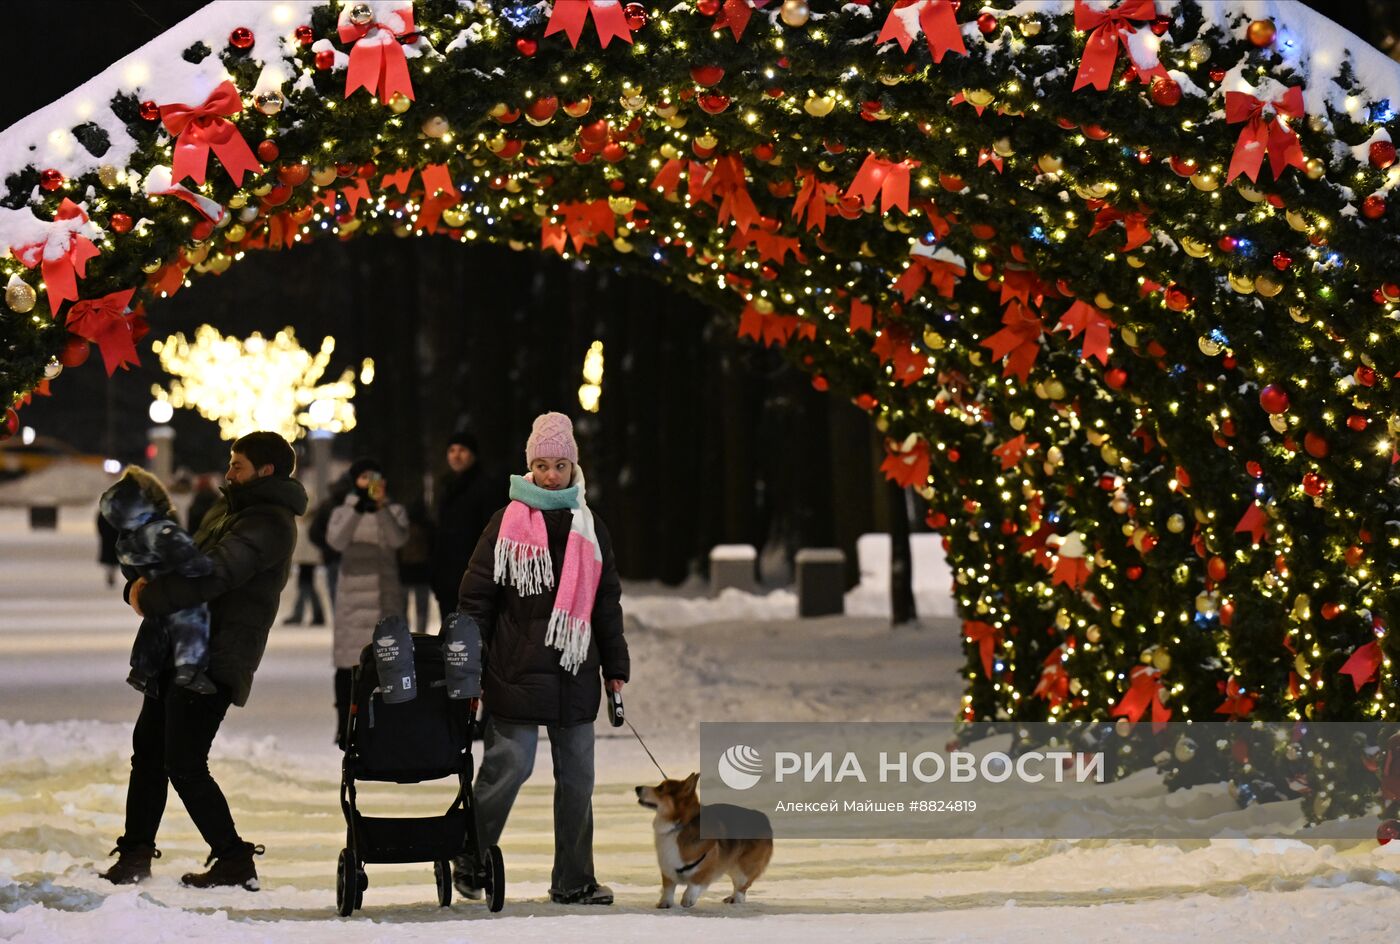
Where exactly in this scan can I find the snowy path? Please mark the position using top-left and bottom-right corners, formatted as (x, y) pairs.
(1, 522), (1399, 941)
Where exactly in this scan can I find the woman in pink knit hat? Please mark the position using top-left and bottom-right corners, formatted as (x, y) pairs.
(452, 411), (628, 905)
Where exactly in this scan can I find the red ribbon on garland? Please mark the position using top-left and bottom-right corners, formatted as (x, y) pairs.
(792, 169), (838, 232)
(992, 434), (1038, 471)
(876, 0), (967, 63)
(963, 621), (1002, 679)
(1214, 677), (1256, 718)
(1224, 86), (1306, 183)
(339, 7), (416, 103)
(13, 199), (101, 311)
(545, 0), (634, 49)
(1035, 646), (1070, 709)
(1055, 298), (1115, 365)
(979, 300), (1043, 381)
(879, 435), (931, 488)
(847, 153), (915, 214)
(891, 255), (964, 302)
(65, 288), (140, 375)
(1089, 205), (1152, 251)
(1340, 640), (1383, 692)
(159, 81), (262, 187)
(1111, 665), (1172, 730)
(715, 0), (774, 41)
(1071, 0), (1164, 92)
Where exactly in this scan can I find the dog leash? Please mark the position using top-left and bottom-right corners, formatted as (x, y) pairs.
(625, 718), (669, 781)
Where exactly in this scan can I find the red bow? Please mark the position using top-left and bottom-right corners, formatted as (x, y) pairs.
(847, 153), (915, 214)
(545, 0), (633, 48)
(1035, 647), (1070, 709)
(339, 7), (416, 103)
(1111, 665), (1172, 731)
(892, 255), (964, 302)
(698, 153), (759, 233)
(1214, 677), (1256, 718)
(737, 300), (814, 347)
(1340, 640), (1383, 692)
(979, 299), (1043, 381)
(144, 165), (226, 224)
(792, 169), (838, 233)
(992, 434), (1038, 471)
(963, 621), (1002, 679)
(1225, 86), (1306, 183)
(876, 0), (967, 64)
(1055, 298), (1116, 365)
(1089, 205), (1152, 250)
(1072, 0), (1164, 92)
(13, 199), (101, 311)
(714, 0), (774, 41)
(879, 434), (930, 488)
(159, 81), (262, 187)
(871, 324), (927, 386)
(1235, 501), (1269, 545)
(65, 288), (140, 375)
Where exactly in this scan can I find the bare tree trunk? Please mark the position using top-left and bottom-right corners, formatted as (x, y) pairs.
(888, 481), (917, 627)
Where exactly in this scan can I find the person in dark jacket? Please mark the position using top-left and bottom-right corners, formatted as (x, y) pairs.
(451, 412), (628, 906)
(430, 432), (506, 620)
(97, 431), (307, 893)
(186, 474), (220, 534)
(96, 507), (120, 588)
(308, 471), (352, 604)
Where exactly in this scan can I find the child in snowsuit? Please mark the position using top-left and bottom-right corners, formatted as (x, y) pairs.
(99, 466), (217, 696)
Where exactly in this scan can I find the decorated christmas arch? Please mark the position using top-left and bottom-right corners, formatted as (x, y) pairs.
(1, 0), (1399, 730)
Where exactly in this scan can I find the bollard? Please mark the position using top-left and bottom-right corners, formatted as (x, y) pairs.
(795, 548), (845, 617)
(710, 544), (758, 596)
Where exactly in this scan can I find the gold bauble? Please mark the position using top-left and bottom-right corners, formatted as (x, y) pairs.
(339, 218), (362, 235)
(1198, 336), (1223, 356)
(1227, 272), (1256, 294)
(1305, 157), (1325, 180)
(1188, 41), (1211, 64)
(441, 206), (468, 228)
(254, 90), (284, 116)
(250, 182), (273, 197)
(1152, 648), (1173, 672)
(1110, 495), (1130, 514)
(779, 0), (810, 27)
(695, 131), (719, 150)
(311, 166), (337, 187)
(225, 223), (247, 242)
(1246, 18), (1276, 46)
(141, 258), (163, 274)
(1288, 306), (1309, 324)
(1235, 181), (1265, 203)
(875, 416), (890, 433)
(1126, 254), (1144, 268)
(1166, 513), (1186, 533)
(1294, 654), (1311, 677)
(963, 88), (994, 108)
(803, 95), (835, 117)
(185, 244), (209, 265)
(349, 2), (373, 26)
(1045, 446), (1063, 466)
(667, 114), (688, 129)
(1045, 379), (1067, 400)
(1269, 414), (1288, 434)
(607, 195), (636, 215)
(659, 143), (680, 160)
(1093, 291), (1114, 309)
(422, 116), (450, 138)
(485, 134), (507, 154)
(1037, 153), (1063, 174)
(1254, 273), (1283, 297)
(388, 91), (412, 114)
(1180, 235), (1210, 258)
(620, 92), (647, 111)
(1020, 18), (1042, 37)
(227, 193), (248, 209)
(1120, 326), (1139, 347)
(992, 137), (1014, 158)
(878, 72), (904, 87)
(97, 164), (120, 189)
(1100, 443), (1120, 465)
(1189, 171), (1219, 192)
(504, 178), (522, 193)
(1086, 624), (1102, 644)
(4, 280), (36, 313)
(488, 102), (511, 118)
(922, 327), (944, 349)
(1285, 209), (1311, 232)
(613, 236), (634, 253)
(753, 297), (774, 314)
(1009, 413), (1025, 431)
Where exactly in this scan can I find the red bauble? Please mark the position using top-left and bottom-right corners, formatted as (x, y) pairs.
(697, 0), (721, 15)
(59, 336), (90, 368)
(1222, 354), (1237, 369)
(263, 184), (292, 206)
(1363, 195), (1387, 219)
(1164, 284), (1192, 311)
(1208, 67), (1226, 83)
(1137, 148), (1153, 165)
(314, 49), (335, 70)
(256, 139), (280, 162)
(1356, 364), (1377, 386)
(947, 448), (961, 463)
(1371, 140), (1397, 169)
(139, 99), (160, 121)
(1168, 155), (1198, 177)
(1258, 384), (1290, 414)
(1081, 124), (1110, 141)
(526, 96), (558, 122)
(356, 161), (377, 179)
(1150, 14), (1170, 35)
(1126, 565), (1144, 581)
(1207, 556), (1228, 582)
(515, 38), (537, 57)
(753, 142), (775, 161)
(976, 12), (997, 34)
(335, 161), (356, 177)
(691, 65), (725, 87)
(1105, 367), (1128, 389)
(0, 408), (17, 441)
(1219, 600), (1235, 626)
(1378, 820), (1400, 845)
(579, 120), (610, 149)
(854, 393), (878, 411)
(926, 511), (948, 529)
(1321, 602), (1341, 620)
(1301, 472), (1327, 497)
(191, 220), (214, 240)
(1217, 234), (1238, 253)
(1149, 75), (1181, 107)
(938, 172), (965, 192)
(109, 212), (133, 233)
(601, 142), (627, 163)
(1272, 251), (1292, 270)
(811, 375), (829, 392)
(697, 92), (731, 114)
(624, 2), (648, 29)
(1304, 431), (1329, 458)
(294, 24), (315, 45)
(1345, 544), (1365, 567)
(563, 96), (592, 117)
(1348, 413), (1369, 431)
(39, 169), (63, 192)
(229, 26), (254, 50)
(277, 163), (309, 186)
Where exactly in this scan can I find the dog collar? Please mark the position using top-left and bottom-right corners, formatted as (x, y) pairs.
(676, 846), (709, 875)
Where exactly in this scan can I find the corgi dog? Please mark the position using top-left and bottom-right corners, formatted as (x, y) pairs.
(635, 772), (773, 909)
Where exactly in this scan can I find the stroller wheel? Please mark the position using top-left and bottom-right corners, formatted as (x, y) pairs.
(434, 859), (452, 907)
(483, 844), (505, 913)
(336, 848), (357, 916)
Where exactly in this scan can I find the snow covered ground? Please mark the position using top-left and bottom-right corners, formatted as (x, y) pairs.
(1, 512), (1399, 942)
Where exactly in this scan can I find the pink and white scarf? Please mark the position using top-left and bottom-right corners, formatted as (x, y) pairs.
(493, 466), (602, 674)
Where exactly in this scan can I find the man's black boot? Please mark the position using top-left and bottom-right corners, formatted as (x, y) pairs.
(97, 842), (160, 884)
(180, 841), (264, 891)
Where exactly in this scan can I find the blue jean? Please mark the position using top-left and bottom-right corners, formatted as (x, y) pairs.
(468, 717), (597, 897)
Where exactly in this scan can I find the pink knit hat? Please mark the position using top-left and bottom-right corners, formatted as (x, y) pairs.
(525, 412), (578, 464)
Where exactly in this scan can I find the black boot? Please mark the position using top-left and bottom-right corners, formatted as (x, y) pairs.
(97, 842), (160, 884)
(180, 841), (264, 891)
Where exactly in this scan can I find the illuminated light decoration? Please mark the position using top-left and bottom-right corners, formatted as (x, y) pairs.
(0, 1), (1396, 812)
(150, 326), (371, 441)
(578, 339), (604, 412)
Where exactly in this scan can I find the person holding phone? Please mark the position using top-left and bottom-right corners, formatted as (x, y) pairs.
(325, 457), (409, 748)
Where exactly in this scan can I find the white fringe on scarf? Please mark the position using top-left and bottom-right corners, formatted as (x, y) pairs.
(545, 609), (592, 675)
(494, 536), (554, 596)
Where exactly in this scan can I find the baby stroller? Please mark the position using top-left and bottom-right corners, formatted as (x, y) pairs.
(337, 626), (504, 915)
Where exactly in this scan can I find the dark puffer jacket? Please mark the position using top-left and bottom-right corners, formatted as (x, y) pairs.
(135, 474), (308, 706)
(458, 505), (628, 727)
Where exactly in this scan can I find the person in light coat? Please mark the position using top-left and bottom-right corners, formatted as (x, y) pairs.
(325, 457), (408, 748)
